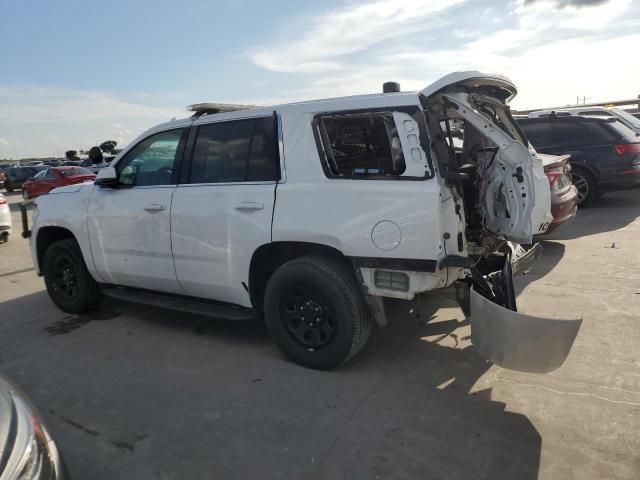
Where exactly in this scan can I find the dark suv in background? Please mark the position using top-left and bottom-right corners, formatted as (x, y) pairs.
(518, 116), (640, 205)
(3, 165), (49, 192)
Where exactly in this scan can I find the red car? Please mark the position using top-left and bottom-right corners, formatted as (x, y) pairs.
(537, 153), (578, 235)
(22, 166), (96, 200)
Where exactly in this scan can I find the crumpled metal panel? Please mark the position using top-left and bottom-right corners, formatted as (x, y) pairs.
(470, 288), (582, 373)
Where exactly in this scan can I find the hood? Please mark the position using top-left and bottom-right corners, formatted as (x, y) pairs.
(420, 71), (517, 103)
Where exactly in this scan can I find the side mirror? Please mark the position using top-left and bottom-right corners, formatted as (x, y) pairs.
(94, 166), (119, 188)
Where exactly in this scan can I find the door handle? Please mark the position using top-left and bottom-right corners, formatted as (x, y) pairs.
(234, 202), (264, 212)
(144, 203), (166, 212)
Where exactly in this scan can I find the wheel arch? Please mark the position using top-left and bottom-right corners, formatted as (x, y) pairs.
(248, 241), (350, 312)
(36, 226), (76, 272)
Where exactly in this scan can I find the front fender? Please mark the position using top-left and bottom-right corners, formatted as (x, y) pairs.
(31, 186), (102, 281)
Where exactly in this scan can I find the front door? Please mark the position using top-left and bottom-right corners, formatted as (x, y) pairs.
(88, 128), (187, 293)
(171, 115), (279, 307)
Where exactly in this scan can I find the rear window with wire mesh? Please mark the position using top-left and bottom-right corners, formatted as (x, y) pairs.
(317, 112), (406, 177)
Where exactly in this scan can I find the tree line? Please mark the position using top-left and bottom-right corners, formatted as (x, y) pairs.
(65, 140), (118, 161)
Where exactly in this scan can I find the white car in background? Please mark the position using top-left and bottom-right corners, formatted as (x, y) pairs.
(0, 193), (11, 243)
(529, 106), (640, 135)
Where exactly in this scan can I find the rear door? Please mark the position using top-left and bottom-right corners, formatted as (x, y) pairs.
(171, 115), (279, 307)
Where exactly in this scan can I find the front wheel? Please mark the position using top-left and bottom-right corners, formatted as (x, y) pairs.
(43, 238), (102, 313)
(264, 256), (373, 370)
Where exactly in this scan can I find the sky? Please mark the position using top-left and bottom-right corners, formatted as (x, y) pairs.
(1, 0), (639, 158)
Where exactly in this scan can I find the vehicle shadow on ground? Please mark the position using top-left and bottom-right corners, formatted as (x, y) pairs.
(545, 190), (640, 240)
(515, 240), (565, 295)
(0, 290), (541, 480)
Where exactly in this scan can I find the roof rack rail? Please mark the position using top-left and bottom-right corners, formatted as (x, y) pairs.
(186, 103), (258, 117)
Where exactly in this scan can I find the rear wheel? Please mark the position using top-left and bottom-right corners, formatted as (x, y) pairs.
(264, 255), (372, 370)
(570, 168), (596, 206)
(43, 239), (102, 313)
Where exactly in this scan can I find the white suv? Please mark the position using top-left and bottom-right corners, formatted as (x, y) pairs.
(28, 71), (581, 371)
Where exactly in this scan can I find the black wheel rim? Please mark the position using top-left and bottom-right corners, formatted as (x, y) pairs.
(571, 172), (588, 204)
(52, 255), (78, 300)
(280, 286), (335, 349)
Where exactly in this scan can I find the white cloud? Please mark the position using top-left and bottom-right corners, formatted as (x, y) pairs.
(0, 86), (181, 124)
(249, 0), (466, 73)
(0, 86), (185, 157)
(245, 0), (638, 111)
(0, 138), (8, 146)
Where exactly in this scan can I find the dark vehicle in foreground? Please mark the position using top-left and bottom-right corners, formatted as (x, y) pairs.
(3, 166), (48, 193)
(22, 166), (96, 200)
(518, 116), (640, 205)
(0, 374), (66, 479)
(537, 153), (578, 234)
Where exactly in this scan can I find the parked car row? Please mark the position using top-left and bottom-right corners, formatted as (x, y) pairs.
(22, 166), (96, 200)
(518, 112), (640, 206)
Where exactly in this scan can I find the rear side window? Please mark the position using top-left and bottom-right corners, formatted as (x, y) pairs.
(519, 121), (554, 147)
(554, 121), (614, 145)
(189, 117), (278, 184)
(603, 120), (636, 140)
(317, 112), (405, 177)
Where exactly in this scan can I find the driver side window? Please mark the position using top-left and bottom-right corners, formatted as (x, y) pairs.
(117, 129), (185, 187)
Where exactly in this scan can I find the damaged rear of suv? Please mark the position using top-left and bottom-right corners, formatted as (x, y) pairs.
(420, 73), (581, 372)
(29, 71), (581, 372)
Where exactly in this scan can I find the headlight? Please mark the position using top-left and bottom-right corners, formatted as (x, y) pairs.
(0, 393), (62, 480)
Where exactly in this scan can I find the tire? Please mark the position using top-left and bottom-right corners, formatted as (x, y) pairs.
(5, 182), (13, 193)
(264, 255), (373, 370)
(0, 232), (8, 244)
(43, 238), (102, 313)
(22, 189), (29, 200)
(570, 168), (597, 207)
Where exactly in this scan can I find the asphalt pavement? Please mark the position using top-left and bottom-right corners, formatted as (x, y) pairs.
(0, 189), (638, 480)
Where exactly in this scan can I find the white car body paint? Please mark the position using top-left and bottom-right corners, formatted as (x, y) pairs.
(28, 72), (581, 372)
